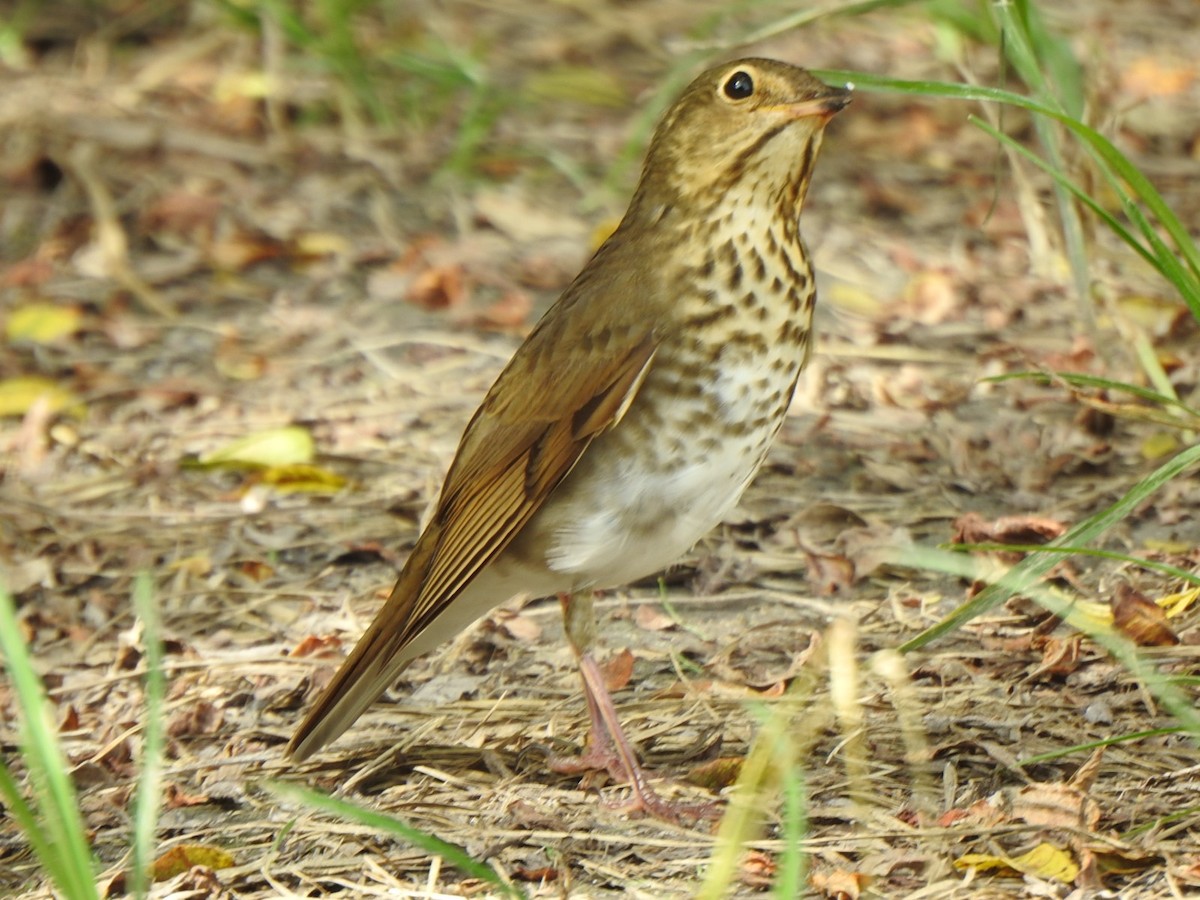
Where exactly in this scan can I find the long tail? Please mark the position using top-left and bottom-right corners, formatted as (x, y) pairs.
(286, 529), (441, 762)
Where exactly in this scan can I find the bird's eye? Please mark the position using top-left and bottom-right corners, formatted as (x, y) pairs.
(723, 70), (754, 100)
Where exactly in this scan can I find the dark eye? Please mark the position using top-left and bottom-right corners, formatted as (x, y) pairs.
(723, 70), (754, 100)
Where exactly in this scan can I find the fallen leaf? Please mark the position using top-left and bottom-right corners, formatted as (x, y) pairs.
(633, 604), (676, 632)
(0, 376), (84, 418)
(475, 289), (533, 329)
(1028, 633), (1083, 678)
(494, 609), (542, 643)
(1112, 582), (1180, 646)
(289, 634), (342, 658)
(195, 426), (314, 468)
(684, 756), (743, 791)
(956, 842), (1079, 883)
(601, 648), (634, 692)
(6, 302), (82, 344)
(406, 264), (466, 310)
(811, 868), (867, 898)
(151, 844), (235, 881)
(258, 463), (347, 493)
(739, 849), (776, 888)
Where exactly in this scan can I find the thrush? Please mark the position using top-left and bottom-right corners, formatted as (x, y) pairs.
(288, 58), (849, 820)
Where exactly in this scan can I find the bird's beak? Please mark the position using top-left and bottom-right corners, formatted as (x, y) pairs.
(777, 88), (853, 122)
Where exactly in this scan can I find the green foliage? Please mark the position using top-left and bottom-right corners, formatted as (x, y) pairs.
(0, 576), (167, 898)
(0, 585), (100, 900)
(264, 781), (527, 898)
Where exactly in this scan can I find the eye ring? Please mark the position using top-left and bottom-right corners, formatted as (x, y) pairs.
(723, 70), (755, 100)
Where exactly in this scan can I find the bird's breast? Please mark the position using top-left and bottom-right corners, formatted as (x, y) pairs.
(513, 216), (816, 588)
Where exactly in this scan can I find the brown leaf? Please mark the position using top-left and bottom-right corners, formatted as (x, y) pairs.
(493, 609), (542, 643)
(811, 868), (867, 899)
(803, 547), (855, 594)
(164, 783), (211, 809)
(289, 634), (342, 658)
(740, 850), (776, 888)
(953, 512), (1067, 546)
(1002, 781), (1101, 832)
(151, 844), (235, 881)
(474, 289), (533, 329)
(600, 648), (634, 692)
(1028, 634), (1083, 679)
(684, 756), (744, 791)
(1112, 582), (1180, 646)
(633, 603), (676, 632)
(167, 700), (224, 738)
(406, 264), (466, 310)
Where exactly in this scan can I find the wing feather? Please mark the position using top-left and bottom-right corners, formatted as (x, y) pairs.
(287, 331), (658, 760)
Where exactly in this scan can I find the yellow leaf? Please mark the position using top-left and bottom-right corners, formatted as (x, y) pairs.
(0, 376), (84, 418)
(259, 463), (347, 493)
(198, 426), (314, 468)
(6, 303), (82, 344)
(151, 843), (235, 881)
(956, 842), (1078, 883)
(295, 231), (351, 258)
(1141, 431), (1180, 460)
(1010, 842), (1079, 883)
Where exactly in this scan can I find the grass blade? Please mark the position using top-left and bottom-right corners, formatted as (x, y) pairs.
(898, 441), (1200, 651)
(130, 574), (165, 898)
(263, 781), (526, 898)
(0, 584), (99, 900)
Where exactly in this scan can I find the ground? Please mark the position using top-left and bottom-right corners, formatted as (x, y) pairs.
(1, 1), (1199, 898)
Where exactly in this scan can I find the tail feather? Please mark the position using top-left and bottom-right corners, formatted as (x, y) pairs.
(286, 530), (441, 762)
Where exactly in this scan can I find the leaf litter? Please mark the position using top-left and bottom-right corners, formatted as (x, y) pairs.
(1, 1), (1199, 897)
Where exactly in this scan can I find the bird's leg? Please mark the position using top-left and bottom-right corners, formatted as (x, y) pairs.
(547, 592), (719, 823)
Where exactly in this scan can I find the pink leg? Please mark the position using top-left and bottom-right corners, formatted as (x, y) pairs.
(546, 593), (719, 823)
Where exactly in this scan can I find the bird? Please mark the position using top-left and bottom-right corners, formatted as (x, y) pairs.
(287, 58), (850, 821)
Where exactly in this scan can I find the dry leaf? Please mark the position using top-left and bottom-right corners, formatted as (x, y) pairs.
(600, 648), (634, 692)
(1112, 583), (1180, 646)
(475, 289), (533, 329)
(739, 849), (776, 888)
(684, 756), (743, 791)
(151, 844), (235, 881)
(494, 609), (542, 643)
(196, 426), (314, 468)
(0, 375), (84, 418)
(406, 264), (466, 310)
(289, 634), (342, 658)
(6, 302), (82, 343)
(1029, 634), (1083, 678)
(956, 841), (1079, 883)
(811, 868), (867, 899)
(633, 603), (676, 632)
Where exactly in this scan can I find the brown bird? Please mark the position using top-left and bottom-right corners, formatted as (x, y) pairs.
(288, 58), (849, 820)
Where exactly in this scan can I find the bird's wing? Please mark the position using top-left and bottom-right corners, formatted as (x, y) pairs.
(287, 317), (658, 760)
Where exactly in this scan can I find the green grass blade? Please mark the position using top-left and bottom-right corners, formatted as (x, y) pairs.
(895, 545), (1200, 735)
(131, 573), (165, 899)
(263, 781), (526, 898)
(0, 584), (100, 900)
(968, 116), (1162, 271)
(898, 441), (1200, 651)
(946, 543), (1200, 587)
(984, 371), (1200, 419)
(1017, 727), (1185, 766)
(817, 69), (1200, 319)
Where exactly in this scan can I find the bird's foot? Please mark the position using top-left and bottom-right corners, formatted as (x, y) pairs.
(544, 739), (721, 825)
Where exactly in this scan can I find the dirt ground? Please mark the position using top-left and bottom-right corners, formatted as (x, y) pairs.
(2, 1), (1199, 897)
